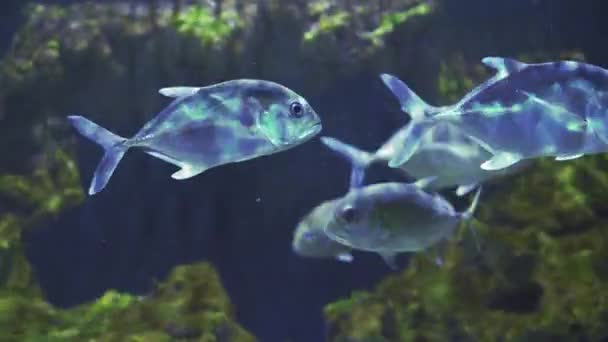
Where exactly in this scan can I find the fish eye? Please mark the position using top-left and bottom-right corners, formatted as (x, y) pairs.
(340, 205), (358, 223)
(289, 101), (304, 118)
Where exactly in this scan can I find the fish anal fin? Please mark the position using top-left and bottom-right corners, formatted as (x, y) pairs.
(480, 152), (522, 171)
(171, 165), (206, 180)
(145, 150), (183, 167)
(555, 153), (584, 161)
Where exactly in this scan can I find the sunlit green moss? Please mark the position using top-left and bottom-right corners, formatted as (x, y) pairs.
(0, 263), (256, 342)
(303, 11), (350, 42)
(362, 2), (434, 47)
(0, 148), (84, 221)
(174, 5), (243, 46)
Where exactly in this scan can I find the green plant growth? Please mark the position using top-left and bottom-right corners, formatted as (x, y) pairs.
(0, 148), (84, 291)
(174, 5), (243, 46)
(303, 10), (350, 42)
(362, 2), (434, 47)
(0, 263), (256, 342)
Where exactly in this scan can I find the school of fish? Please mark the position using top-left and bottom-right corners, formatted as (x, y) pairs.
(68, 57), (608, 269)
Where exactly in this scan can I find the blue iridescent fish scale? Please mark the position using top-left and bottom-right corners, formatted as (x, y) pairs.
(68, 79), (322, 194)
(321, 122), (525, 196)
(450, 61), (607, 155)
(382, 58), (608, 170)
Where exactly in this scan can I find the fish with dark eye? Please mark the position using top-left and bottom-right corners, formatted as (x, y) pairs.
(323, 177), (481, 269)
(68, 79), (323, 195)
(321, 121), (528, 197)
(382, 57), (608, 171)
(292, 200), (353, 263)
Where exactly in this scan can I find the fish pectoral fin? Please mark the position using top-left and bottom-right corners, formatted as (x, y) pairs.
(480, 152), (522, 171)
(378, 252), (399, 270)
(171, 165), (206, 180)
(455, 183), (478, 196)
(412, 176), (437, 190)
(555, 153), (584, 161)
(158, 87), (201, 98)
(336, 252), (354, 263)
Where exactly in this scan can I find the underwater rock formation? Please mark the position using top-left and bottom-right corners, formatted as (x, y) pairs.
(0, 262), (256, 341)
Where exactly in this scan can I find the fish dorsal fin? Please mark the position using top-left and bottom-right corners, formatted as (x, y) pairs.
(158, 87), (201, 98)
(482, 57), (528, 77)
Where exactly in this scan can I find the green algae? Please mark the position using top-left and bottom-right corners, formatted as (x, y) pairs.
(174, 5), (243, 46)
(0, 264), (256, 342)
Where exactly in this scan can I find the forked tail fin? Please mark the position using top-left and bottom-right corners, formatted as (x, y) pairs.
(67, 115), (128, 195)
(320, 137), (376, 188)
(380, 74), (440, 168)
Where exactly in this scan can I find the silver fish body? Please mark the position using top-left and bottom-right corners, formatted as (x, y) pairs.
(321, 122), (523, 196)
(292, 200), (353, 263)
(323, 180), (480, 268)
(382, 57), (608, 171)
(68, 79), (322, 195)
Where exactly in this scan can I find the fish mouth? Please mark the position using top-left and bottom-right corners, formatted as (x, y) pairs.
(300, 122), (322, 141)
(323, 226), (347, 244)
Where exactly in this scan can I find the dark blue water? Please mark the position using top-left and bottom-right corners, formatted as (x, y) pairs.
(2, 1), (607, 341)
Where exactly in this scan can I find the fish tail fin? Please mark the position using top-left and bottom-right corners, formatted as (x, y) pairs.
(380, 73), (440, 167)
(67, 115), (128, 195)
(320, 136), (375, 188)
(461, 186), (482, 252)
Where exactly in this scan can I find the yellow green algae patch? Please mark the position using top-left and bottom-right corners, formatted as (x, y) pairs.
(324, 154), (608, 341)
(0, 263), (256, 342)
(65, 263), (255, 342)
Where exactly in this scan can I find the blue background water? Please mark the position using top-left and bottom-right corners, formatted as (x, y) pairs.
(1, 1), (607, 341)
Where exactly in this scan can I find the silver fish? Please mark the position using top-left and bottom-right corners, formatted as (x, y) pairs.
(382, 57), (608, 171)
(68, 79), (322, 195)
(292, 200), (353, 263)
(321, 121), (526, 197)
(323, 178), (481, 269)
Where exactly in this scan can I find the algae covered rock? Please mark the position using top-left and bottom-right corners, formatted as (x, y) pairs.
(65, 262), (255, 342)
(0, 262), (256, 342)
